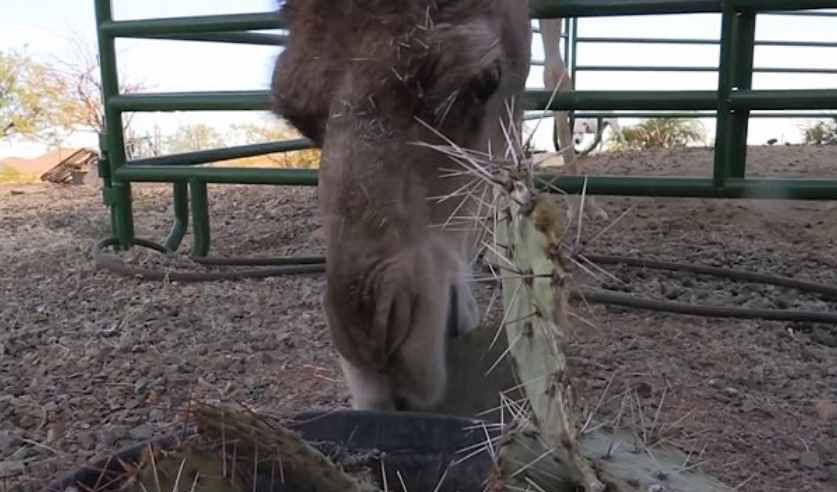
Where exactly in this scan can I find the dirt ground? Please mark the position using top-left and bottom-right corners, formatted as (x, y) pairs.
(1, 144), (836, 491)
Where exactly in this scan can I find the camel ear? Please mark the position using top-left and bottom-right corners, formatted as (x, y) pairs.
(421, 19), (504, 105)
(269, 1), (336, 146)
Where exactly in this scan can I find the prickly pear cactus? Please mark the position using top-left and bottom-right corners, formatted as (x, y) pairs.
(489, 170), (733, 492)
(493, 179), (606, 492)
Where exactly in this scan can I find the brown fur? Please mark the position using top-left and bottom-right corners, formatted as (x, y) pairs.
(271, 0), (531, 411)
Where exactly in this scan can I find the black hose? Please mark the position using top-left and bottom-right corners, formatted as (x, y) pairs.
(92, 237), (837, 324)
(574, 289), (837, 325)
(582, 253), (837, 300)
(92, 238), (325, 282)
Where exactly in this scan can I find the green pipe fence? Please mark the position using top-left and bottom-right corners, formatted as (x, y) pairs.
(94, 0), (837, 256)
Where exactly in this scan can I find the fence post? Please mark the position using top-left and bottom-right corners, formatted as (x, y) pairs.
(164, 182), (190, 251)
(711, 2), (737, 189)
(569, 17), (580, 133)
(727, 11), (756, 178)
(190, 180), (211, 257)
(95, 0), (135, 248)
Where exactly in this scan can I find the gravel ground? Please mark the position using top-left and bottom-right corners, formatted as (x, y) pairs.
(1, 144), (836, 491)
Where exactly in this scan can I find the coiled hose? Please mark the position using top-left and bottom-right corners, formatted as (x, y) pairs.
(92, 237), (837, 325)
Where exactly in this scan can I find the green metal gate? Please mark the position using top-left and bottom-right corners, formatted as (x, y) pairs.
(94, 0), (837, 257)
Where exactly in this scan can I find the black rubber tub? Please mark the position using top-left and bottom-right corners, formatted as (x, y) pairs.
(44, 410), (497, 492)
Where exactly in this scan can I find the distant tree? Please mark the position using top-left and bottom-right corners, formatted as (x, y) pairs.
(126, 124), (164, 159)
(164, 123), (226, 154)
(43, 30), (146, 138)
(609, 117), (706, 151)
(0, 49), (65, 142)
(0, 165), (38, 184)
(230, 120), (320, 168)
(2, 33), (146, 149)
(801, 118), (837, 145)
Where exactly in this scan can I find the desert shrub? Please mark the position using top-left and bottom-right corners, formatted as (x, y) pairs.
(609, 117), (706, 151)
(0, 165), (38, 184)
(801, 118), (837, 145)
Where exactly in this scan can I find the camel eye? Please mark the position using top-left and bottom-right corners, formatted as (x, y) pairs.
(471, 59), (502, 101)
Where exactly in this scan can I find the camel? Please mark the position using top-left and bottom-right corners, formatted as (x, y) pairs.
(538, 18), (610, 220)
(270, 0), (532, 411)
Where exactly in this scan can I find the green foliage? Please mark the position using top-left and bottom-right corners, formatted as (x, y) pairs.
(0, 49), (66, 142)
(609, 118), (706, 151)
(2, 35), (145, 148)
(0, 165), (38, 184)
(230, 121), (321, 169)
(801, 118), (837, 145)
(163, 123), (227, 154)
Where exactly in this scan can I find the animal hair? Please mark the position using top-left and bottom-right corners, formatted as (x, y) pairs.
(271, 0), (531, 411)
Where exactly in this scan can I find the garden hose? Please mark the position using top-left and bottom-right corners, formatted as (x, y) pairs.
(93, 237), (325, 282)
(92, 236), (837, 325)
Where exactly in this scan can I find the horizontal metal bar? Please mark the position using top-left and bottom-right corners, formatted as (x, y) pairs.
(575, 65), (837, 74)
(577, 36), (837, 50)
(756, 39), (837, 48)
(128, 139), (313, 167)
(762, 9), (837, 16)
(110, 91), (270, 112)
(576, 65), (717, 72)
(143, 31), (287, 45)
(577, 36), (719, 45)
(116, 166), (318, 186)
(113, 89), (837, 115)
(530, 0), (721, 18)
(101, 13), (281, 38)
(115, 165), (837, 200)
(755, 67), (837, 74)
(739, 2), (837, 12)
(569, 111), (718, 118)
(536, 175), (837, 200)
(730, 89), (837, 110)
(530, 0), (837, 17)
(528, 111), (837, 119)
(524, 90), (717, 111)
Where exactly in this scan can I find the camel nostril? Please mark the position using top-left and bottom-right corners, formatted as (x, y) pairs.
(472, 60), (502, 101)
(394, 396), (410, 411)
(446, 285), (460, 339)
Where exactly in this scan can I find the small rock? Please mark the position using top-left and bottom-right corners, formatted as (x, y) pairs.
(0, 430), (20, 454)
(799, 451), (821, 469)
(77, 432), (96, 451)
(815, 400), (837, 421)
(591, 379), (608, 390)
(812, 328), (837, 348)
(635, 381), (653, 399)
(10, 445), (35, 460)
(723, 387), (739, 397)
(134, 379), (148, 395)
(129, 424), (155, 441)
(0, 459), (25, 476)
(46, 422), (65, 444)
(662, 284), (682, 300)
(97, 426), (128, 448)
(773, 298), (790, 309)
